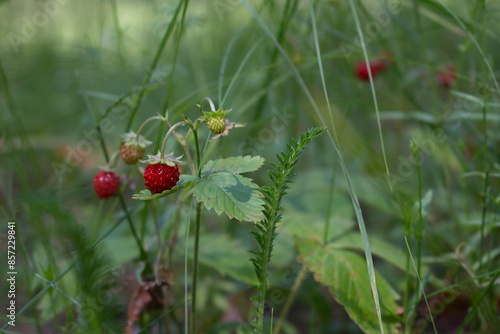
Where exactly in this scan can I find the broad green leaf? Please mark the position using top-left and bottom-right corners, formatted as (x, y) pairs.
(194, 172), (263, 222)
(180, 233), (257, 285)
(281, 209), (354, 243)
(297, 239), (399, 334)
(202, 156), (265, 175)
(329, 232), (408, 273)
(132, 174), (198, 200)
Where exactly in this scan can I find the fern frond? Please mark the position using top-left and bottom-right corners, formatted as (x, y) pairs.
(249, 127), (325, 332)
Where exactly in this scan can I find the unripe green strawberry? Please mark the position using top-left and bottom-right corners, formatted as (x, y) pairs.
(206, 116), (226, 134)
(200, 109), (230, 135)
(120, 131), (152, 165)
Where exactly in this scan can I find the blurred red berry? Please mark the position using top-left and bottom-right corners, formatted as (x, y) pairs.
(371, 59), (386, 72)
(437, 66), (457, 88)
(355, 60), (385, 82)
(93, 171), (120, 199)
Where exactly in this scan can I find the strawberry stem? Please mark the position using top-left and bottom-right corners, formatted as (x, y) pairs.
(108, 150), (121, 169)
(177, 128), (196, 175)
(135, 114), (166, 141)
(159, 121), (187, 157)
(190, 127), (202, 334)
(198, 96), (216, 116)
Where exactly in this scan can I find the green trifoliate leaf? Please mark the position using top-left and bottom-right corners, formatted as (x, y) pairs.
(194, 172), (264, 222)
(202, 156), (265, 175)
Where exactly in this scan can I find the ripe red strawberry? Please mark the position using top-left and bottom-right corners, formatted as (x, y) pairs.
(144, 163), (180, 194)
(121, 142), (145, 165)
(141, 152), (183, 194)
(437, 66), (457, 88)
(120, 131), (151, 165)
(93, 171), (120, 199)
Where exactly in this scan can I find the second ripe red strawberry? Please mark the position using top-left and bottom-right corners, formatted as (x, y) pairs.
(355, 59), (386, 82)
(93, 171), (120, 199)
(437, 66), (457, 88)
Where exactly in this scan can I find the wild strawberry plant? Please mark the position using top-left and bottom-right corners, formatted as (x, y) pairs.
(128, 97), (266, 332)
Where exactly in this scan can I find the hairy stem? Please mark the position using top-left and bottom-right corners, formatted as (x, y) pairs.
(190, 128), (203, 333)
(135, 115), (164, 140)
(190, 202), (201, 334)
(160, 122), (187, 156)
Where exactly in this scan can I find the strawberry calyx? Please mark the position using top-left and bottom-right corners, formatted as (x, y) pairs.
(140, 151), (183, 166)
(200, 109), (233, 135)
(121, 131), (152, 148)
(199, 108), (230, 123)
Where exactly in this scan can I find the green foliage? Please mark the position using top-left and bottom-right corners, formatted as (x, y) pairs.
(194, 156), (265, 222)
(296, 238), (400, 334)
(181, 233), (257, 285)
(31, 199), (121, 334)
(202, 156), (265, 175)
(65, 226), (120, 334)
(3, 0), (500, 332)
(249, 127), (325, 332)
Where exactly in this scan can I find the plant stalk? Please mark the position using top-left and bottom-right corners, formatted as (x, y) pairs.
(160, 122), (187, 156)
(273, 266), (308, 334)
(190, 128), (203, 333)
(134, 115), (164, 140)
(125, 0), (185, 131)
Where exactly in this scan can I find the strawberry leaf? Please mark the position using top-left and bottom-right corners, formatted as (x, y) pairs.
(297, 238), (400, 334)
(132, 174), (198, 200)
(194, 172), (264, 222)
(202, 156), (264, 175)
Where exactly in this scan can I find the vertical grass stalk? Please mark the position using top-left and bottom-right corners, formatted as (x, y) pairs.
(190, 127), (202, 333)
(125, 0), (185, 131)
(411, 141), (423, 277)
(478, 0), (489, 276)
(253, 0), (298, 120)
